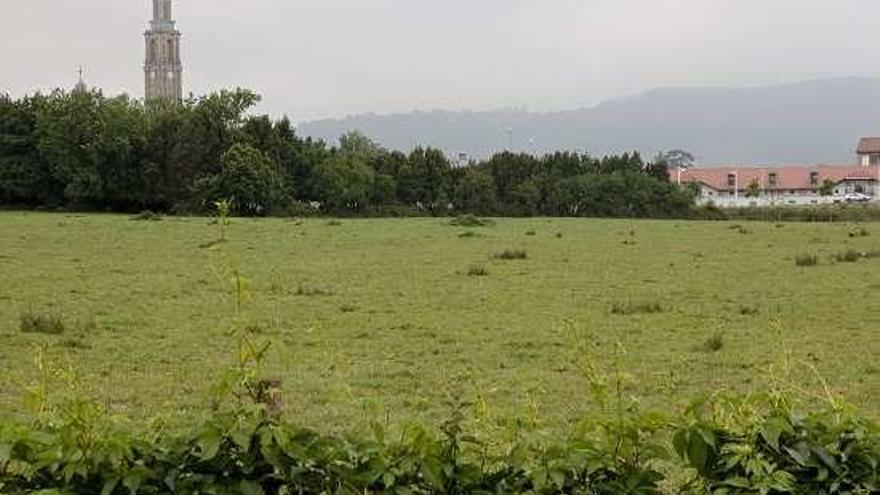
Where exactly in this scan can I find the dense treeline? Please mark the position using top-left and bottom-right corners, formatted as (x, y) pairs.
(0, 89), (695, 217)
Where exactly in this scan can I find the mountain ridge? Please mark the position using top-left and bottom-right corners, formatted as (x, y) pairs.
(297, 78), (880, 166)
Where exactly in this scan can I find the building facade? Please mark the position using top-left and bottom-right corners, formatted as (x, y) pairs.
(144, 0), (183, 101)
(676, 138), (880, 207)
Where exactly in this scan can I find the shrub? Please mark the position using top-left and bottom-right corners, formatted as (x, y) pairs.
(676, 396), (880, 495)
(19, 311), (65, 335)
(525, 230), (537, 236)
(556, 232), (563, 239)
(467, 264), (489, 277)
(611, 300), (663, 315)
(130, 210), (161, 221)
(493, 249), (528, 260)
(326, 219), (343, 226)
(848, 227), (870, 238)
(794, 254), (818, 267)
(339, 304), (358, 313)
(458, 231), (478, 238)
(834, 249), (861, 263)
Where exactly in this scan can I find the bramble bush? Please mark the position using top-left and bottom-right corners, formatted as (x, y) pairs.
(1, 342), (877, 494)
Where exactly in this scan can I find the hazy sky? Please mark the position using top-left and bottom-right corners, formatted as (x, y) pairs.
(2, 0), (879, 121)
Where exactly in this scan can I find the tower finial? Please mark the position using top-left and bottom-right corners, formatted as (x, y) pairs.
(73, 64), (88, 93)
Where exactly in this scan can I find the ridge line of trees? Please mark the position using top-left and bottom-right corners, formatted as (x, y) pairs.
(0, 88), (698, 217)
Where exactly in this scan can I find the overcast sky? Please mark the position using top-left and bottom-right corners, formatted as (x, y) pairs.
(2, 0), (879, 122)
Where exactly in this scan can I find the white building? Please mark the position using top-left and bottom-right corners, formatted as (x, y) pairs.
(677, 138), (880, 207)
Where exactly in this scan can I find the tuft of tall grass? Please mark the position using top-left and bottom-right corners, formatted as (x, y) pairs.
(834, 249), (861, 263)
(296, 284), (333, 297)
(739, 305), (760, 316)
(610, 300), (663, 316)
(702, 333), (725, 352)
(20, 311), (65, 335)
(467, 264), (489, 277)
(794, 254), (819, 267)
(492, 249), (528, 260)
(130, 210), (162, 221)
(450, 214), (490, 227)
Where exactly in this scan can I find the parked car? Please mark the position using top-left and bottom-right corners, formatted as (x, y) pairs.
(844, 192), (872, 203)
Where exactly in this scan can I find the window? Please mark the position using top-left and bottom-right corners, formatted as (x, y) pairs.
(810, 172), (819, 187)
(871, 154), (880, 165)
(768, 173), (778, 187)
(727, 174), (736, 188)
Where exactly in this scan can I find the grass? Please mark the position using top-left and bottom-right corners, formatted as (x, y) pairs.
(0, 213), (878, 433)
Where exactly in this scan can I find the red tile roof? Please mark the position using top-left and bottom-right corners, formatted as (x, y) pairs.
(858, 137), (880, 154)
(675, 165), (880, 191)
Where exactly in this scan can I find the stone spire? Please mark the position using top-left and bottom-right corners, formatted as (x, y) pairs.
(73, 65), (88, 93)
(144, 0), (183, 101)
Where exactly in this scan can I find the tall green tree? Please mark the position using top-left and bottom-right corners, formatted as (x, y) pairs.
(398, 147), (449, 208)
(453, 168), (496, 214)
(313, 153), (375, 213)
(0, 95), (47, 204)
(197, 143), (283, 216)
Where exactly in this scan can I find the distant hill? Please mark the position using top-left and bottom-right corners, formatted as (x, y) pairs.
(297, 78), (880, 166)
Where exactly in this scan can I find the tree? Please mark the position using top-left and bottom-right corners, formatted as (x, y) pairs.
(819, 178), (837, 223)
(745, 179), (761, 199)
(819, 178), (836, 198)
(338, 130), (383, 162)
(662, 149), (695, 171)
(0, 95), (46, 205)
(453, 168), (496, 214)
(313, 153), (375, 213)
(198, 143), (283, 216)
(397, 147), (449, 208)
(35, 89), (105, 206)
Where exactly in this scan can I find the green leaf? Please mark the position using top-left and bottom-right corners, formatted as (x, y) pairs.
(0, 443), (11, 463)
(123, 467), (149, 495)
(687, 434), (710, 473)
(101, 476), (120, 495)
(673, 429), (689, 459)
(696, 426), (717, 450)
(760, 417), (792, 451)
(240, 480), (265, 495)
(197, 427), (222, 461)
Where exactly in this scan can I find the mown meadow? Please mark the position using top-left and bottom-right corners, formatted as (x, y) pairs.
(0, 212), (878, 434)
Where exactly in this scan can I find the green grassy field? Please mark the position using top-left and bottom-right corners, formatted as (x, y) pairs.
(0, 212), (878, 433)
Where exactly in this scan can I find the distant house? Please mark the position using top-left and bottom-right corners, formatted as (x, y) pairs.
(675, 138), (880, 207)
(857, 138), (880, 167)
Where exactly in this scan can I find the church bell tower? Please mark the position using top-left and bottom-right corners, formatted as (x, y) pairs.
(144, 0), (183, 101)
